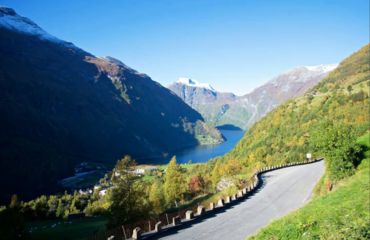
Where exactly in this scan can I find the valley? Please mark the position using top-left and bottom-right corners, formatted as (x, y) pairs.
(0, 2), (368, 240)
(58, 128), (244, 192)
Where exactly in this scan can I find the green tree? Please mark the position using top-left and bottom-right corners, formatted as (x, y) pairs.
(47, 195), (58, 217)
(34, 195), (48, 218)
(164, 156), (186, 207)
(108, 155), (150, 227)
(69, 198), (79, 215)
(309, 121), (362, 181)
(148, 180), (166, 215)
(55, 199), (65, 218)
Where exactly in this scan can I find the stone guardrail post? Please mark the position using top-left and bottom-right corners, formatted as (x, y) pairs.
(197, 205), (205, 216)
(172, 216), (181, 226)
(217, 198), (224, 207)
(225, 196), (231, 204)
(231, 194), (237, 201)
(132, 227), (141, 240)
(154, 221), (162, 232)
(209, 202), (215, 210)
(237, 190), (243, 198)
(185, 210), (194, 220)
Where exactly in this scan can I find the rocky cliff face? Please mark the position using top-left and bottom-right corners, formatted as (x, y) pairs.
(169, 78), (237, 106)
(0, 7), (222, 202)
(168, 65), (337, 130)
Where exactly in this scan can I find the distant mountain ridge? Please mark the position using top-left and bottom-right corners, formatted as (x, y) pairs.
(168, 64), (337, 129)
(0, 7), (222, 202)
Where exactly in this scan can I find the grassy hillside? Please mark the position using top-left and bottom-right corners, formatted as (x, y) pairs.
(249, 133), (370, 239)
(213, 44), (369, 183)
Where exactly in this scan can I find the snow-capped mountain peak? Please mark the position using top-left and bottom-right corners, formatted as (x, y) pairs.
(267, 63), (337, 90)
(176, 77), (215, 91)
(0, 6), (75, 48)
(304, 64), (338, 73)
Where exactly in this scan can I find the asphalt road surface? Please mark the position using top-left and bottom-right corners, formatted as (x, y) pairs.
(159, 160), (324, 240)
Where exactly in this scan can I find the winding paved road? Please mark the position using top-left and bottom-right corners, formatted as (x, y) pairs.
(159, 160), (324, 240)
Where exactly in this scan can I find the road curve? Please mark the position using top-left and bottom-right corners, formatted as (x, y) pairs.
(159, 160), (324, 240)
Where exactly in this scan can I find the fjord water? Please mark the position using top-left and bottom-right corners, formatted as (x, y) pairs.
(145, 129), (245, 164)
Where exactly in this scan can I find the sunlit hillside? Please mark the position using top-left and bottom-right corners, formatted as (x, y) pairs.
(216, 44), (369, 179)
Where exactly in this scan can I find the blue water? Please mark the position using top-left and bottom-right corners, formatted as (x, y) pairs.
(146, 129), (245, 164)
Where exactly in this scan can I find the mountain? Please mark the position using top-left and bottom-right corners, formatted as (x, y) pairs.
(0, 7), (222, 202)
(168, 78), (246, 129)
(241, 64), (338, 126)
(168, 78), (242, 128)
(221, 44), (369, 170)
(168, 65), (337, 129)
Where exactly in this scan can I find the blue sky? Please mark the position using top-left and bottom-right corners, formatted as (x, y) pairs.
(1, 0), (369, 95)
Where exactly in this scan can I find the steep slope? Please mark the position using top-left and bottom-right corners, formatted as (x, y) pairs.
(0, 7), (222, 202)
(221, 44), (369, 174)
(241, 64), (338, 126)
(168, 65), (336, 130)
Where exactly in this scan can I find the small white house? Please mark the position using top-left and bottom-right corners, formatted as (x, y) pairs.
(133, 168), (145, 175)
(99, 189), (107, 196)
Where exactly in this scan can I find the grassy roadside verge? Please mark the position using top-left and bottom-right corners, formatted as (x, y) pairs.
(248, 133), (370, 240)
